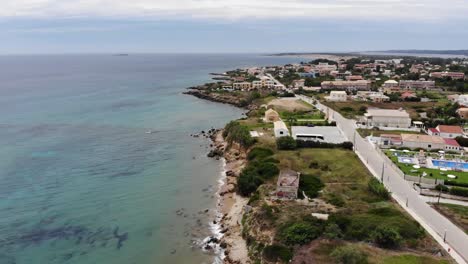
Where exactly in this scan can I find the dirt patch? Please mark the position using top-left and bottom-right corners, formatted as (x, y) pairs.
(268, 98), (312, 112)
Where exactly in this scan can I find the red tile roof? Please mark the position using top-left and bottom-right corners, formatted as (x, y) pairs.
(444, 138), (460, 147)
(437, 125), (463, 134)
(428, 128), (439, 134)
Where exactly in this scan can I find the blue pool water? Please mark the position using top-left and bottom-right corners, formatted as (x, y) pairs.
(432, 159), (468, 170)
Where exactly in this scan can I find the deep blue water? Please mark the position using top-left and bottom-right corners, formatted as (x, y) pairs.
(0, 54), (300, 264)
(432, 159), (468, 170)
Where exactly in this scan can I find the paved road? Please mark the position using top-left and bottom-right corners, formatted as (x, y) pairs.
(297, 94), (468, 264)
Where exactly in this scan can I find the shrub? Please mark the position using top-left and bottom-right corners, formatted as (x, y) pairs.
(263, 244), (293, 262)
(247, 147), (274, 161)
(323, 223), (343, 239)
(449, 187), (468, 197)
(330, 245), (368, 264)
(368, 178), (390, 200)
(223, 121), (256, 148)
(445, 180), (468, 188)
(296, 140), (353, 150)
(372, 225), (402, 248)
(276, 136), (297, 150)
(341, 107), (354, 112)
(435, 184), (449, 192)
(280, 221), (324, 245)
(327, 193), (346, 207)
(299, 174), (324, 198)
(237, 170), (263, 196)
(256, 162), (280, 179)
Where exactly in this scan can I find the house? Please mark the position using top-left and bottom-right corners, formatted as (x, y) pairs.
(400, 91), (417, 100)
(265, 109), (280, 122)
(379, 134), (403, 147)
(457, 108), (468, 119)
(291, 126), (346, 143)
(399, 80), (435, 90)
(428, 125), (464, 138)
(293, 79), (305, 88)
(232, 82), (252, 90)
(455, 94), (468, 106)
(363, 109), (412, 128)
(357, 91), (389, 102)
(443, 138), (463, 152)
(276, 169), (300, 199)
(345, 75), (363, 81)
(321, 80), (371, 91)
(401, 134), (446, 150)
(430, 72), (465, 80)
(274, 121), (290, 138)
(325, 91), (347, 102)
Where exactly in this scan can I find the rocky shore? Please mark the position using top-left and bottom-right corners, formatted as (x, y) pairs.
(184, 89), (247, 108)
(205, 130), (251, 264)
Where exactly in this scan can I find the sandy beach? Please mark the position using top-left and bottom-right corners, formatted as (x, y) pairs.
(213, 131), (251, 264)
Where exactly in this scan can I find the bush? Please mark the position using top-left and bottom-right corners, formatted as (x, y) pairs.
(256, 162), (280, 179)
(435, 184), (449, 192)
(445, 180), (468, 188)
(372, 225), (402, 248)
(276, 136), (297, 150)
(368, 178), (390, 200)
(296, 140), (353, 150)
(237, 169), (264, 196)
(331, 245), (368, 264)
(280, 221), (324, 245)
(263, 244), (293, 262)
(223, 121), (256, 148)
(455, 136), (468, 147)
(299, 174), (324, 198)
(449, 187), (468, 197)
(341, 107), (354, 112)
(247, 147), (274, 161)
(323, 223), (343, 239)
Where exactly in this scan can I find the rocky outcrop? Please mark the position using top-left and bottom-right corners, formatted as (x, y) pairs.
(184, 89), (247, 108)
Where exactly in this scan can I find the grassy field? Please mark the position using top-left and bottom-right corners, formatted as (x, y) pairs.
(322, 100), (447, 120)
(357, 129), (423, 137)
(432, 203), (468, 234)
(385, 151), (468, 184)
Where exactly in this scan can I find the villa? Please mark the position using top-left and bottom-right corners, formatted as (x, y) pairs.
(401, 134), (463, 152)
(399, 80), (435, 90)
(325, 91), (347, 102)
(276, 169), (300, 199)
(428, 125), (464, 139)
(321, 80), (371, 91)
(362, 108), (412, 129)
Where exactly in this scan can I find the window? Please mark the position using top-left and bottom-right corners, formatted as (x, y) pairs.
(280, 131), (284, 135)
(428, 144), (431, 148)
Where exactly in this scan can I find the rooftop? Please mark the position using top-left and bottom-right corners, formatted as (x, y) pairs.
(401, 134), (445, 144)
(274, 120), (288, 130)
(277, 169), (300, 188)
(436, 125), (464, 134)
(365, 108), (410, 118)
(291, 126), (347, 143)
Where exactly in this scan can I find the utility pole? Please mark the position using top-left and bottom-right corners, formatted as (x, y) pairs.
(438, 188), (442, 204)
(381, 161), (385, 182)
(406, 196), (409, 207)
(353, 131), (356, 151)
(443, 229), (447, 242)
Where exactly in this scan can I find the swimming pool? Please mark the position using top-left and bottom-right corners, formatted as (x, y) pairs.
(432, 159), (468, 170)
(398, 157), (415, 164)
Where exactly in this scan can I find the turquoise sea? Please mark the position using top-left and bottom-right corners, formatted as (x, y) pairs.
(0, 54), (300, 264)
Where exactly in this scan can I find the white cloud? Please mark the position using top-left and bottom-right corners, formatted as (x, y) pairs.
(0, 0), (467, 21)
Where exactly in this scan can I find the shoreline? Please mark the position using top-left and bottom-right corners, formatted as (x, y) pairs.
(207, 130), (250, 264)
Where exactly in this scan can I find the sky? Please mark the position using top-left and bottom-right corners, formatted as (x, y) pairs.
(1, 0), (468, 54)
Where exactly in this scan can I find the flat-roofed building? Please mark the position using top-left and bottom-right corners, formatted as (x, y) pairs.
(363, 108), (412, 128)
(321, 80), (371, 91)
(291, 126), (346, 143)
(430, 71), (465, 80)
(399, 80), (435, 90)
(232, 82), (252, 90)
(325, 91), (347, 102)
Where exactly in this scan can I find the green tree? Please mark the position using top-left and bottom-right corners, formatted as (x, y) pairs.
(276, 136), (297, 150)
(372, 225), (402, 248)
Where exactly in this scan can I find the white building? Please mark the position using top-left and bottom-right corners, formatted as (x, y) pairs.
(274, 121), (290, 138)
(363, 109), (412, 128)
(428, 125), (464, 139)
(291, 126), (346, 143)
(325, 91), (347, 102)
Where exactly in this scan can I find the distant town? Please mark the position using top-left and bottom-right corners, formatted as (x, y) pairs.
(186, 54), (468, 264)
